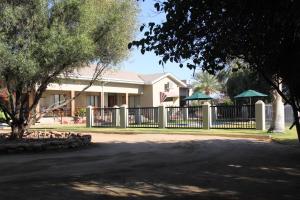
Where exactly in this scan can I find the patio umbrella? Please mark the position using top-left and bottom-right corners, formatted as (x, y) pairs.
(184, 92), (213, 105)
(234, 89), (268, 105)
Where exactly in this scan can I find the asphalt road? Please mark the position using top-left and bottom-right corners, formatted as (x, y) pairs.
(0, 134), (299, 200)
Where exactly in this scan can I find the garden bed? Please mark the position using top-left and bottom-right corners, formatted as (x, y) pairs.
(0, 131), (91, 153)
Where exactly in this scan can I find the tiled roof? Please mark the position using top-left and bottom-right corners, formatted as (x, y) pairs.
(67, 65), (186, 86)
(138, 73), (166, 83)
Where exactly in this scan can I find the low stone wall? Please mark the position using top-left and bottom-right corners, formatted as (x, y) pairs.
(0, 132), (91, 153)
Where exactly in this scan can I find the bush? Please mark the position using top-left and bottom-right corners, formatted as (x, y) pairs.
(75, 108), (86, 117)
(0, 111), (6, 120)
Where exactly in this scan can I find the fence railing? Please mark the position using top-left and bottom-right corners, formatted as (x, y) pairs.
(92, 107), (120, 127)
(210, 105), (255, 129)
(166, 106), (203, 128)
(127, 107), (159, 128)
(42, 107), (71, 117)
(87, 102), (265, 130)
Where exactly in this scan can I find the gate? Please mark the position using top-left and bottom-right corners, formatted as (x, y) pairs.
(166, 106), (203, 128)
(92, 107), (120, 127)
(210, 105), (255, 129)
(127, 107), (159, 128)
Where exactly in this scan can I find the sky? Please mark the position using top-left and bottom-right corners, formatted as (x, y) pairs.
(119, 1), (195, 82)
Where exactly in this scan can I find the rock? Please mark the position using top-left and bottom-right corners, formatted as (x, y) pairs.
(0, 132), (91, 154)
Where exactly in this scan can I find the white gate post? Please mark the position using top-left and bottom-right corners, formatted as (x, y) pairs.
(112, 105), (120, 127)
(255, 100), (265, 130)
(120, 104), (128, 128)
(159, 105), (167, 128)
(86, 106), (93, 127)
(203, 102), (211, 129)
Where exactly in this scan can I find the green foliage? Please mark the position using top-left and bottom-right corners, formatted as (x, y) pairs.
(0, 0), (137, 85)
(75, 108), (86, 117)
(0, 0), (138, 137)
(226, 68), (271, 101)
(130, 0), (300, 140)
(0, 110), (5, 120)
(192, 71), (221, 95)
(218, 98), (234, 106)
(130, 0), (300, 101)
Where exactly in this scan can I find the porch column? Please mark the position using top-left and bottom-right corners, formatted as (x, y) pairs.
(125, 93), (128, 106)
(100, 92), (105, 108)
(100, 92), (105, 117)
(71, 90), (75, 117)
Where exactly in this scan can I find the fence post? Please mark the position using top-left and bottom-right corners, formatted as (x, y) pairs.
(159, 105), (167, 128)
(120, 104), (128, 128)
(135, 107), (142, 125)
(255, 100), (265, 130)
(183, 107), (189, 121)
(203, 102), (211, 129)
(86, 106), (93, 127)
(211, 106), (217, 121)
(112, 105), (120, 127)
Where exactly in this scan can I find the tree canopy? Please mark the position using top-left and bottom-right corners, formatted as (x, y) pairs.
(192, 71), (221, 96)
(130, 0), (300, 141)
(0, 0), (137, 138)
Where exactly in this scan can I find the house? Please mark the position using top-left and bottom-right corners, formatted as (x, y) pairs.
(179, 80), (193, 106)
(37, 65), (187, 118)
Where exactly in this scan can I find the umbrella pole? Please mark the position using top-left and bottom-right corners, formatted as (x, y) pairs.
(249, 97), (252, 119)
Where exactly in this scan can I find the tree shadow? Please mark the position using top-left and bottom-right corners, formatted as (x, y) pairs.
(0, 139), (300, 200)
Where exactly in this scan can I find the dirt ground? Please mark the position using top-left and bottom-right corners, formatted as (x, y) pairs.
(0, 133), (300, 200)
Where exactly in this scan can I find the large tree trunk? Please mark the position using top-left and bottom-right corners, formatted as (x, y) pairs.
(269, 83), (285, 132)
(10, 121), (27, 140)
(290, 103), (300, 142)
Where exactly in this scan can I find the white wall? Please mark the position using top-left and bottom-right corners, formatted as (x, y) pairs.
(46, 79), (143, 94)
(152, 77), (180, 107)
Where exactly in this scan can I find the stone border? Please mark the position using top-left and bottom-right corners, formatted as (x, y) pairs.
(0, 134), (91, 154)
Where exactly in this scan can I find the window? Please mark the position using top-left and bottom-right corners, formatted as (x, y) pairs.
(129, 96), (140, 107)
(164, 82), (170, 92)
(53, 94), (65, 106)
(87, 96), (99, 106)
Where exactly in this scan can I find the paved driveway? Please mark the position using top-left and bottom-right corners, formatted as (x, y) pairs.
(0, 133), (300, 200)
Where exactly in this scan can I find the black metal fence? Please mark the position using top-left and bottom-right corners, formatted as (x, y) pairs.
(265, 104), (295, 128)
(127, 107), (159, 128)
(210, 105), (255, 129)
(92, 107), (120, 127)
(166, 106), (203, 128)
(89, 105), (257, 129)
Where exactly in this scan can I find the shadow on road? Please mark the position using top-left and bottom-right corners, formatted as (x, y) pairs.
(0, 138), (299, 200)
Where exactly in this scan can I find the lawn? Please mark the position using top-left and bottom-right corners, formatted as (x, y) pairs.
(30, 124), (299, 144)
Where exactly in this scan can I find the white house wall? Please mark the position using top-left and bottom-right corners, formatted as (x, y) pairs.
(140, 85), (153, 107)
(152, 77), (180, 107)
(46, 79), (143, 94)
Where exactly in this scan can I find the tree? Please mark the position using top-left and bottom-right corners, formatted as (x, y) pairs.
(130, 0), (300, 141)
(269, 81), (285, 132)
(226, 68), (271, 101)
(192, 71), (221, 95)
(0, 0), (137, 139)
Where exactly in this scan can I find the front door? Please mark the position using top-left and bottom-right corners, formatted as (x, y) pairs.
(108, 94), (117, 107)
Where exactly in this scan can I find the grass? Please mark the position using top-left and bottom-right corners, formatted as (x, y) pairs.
(30, 124), (267, 138)
(29, 124), (300, 144)
(269, 127), (298, 144)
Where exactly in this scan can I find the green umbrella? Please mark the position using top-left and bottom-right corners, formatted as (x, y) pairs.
(234, 89), (268, 105)
(184, 92), (213, 106)
(184, 92), (213, 101)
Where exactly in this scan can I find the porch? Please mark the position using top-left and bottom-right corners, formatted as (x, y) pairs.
(37, 90), (141, 119)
